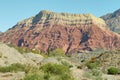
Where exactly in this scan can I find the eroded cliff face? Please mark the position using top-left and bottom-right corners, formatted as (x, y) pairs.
(13, 10), (107, 30)
(0, 10), (120, 53)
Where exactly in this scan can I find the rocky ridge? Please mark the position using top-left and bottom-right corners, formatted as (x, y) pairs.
(0, 10), (120, 53)
(14, 10), (107, 30)
(101, 8), (120, 33)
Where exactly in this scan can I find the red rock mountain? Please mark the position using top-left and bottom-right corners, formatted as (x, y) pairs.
(0, 10), (120, 53)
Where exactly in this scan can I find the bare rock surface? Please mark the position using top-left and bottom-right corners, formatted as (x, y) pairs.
(101, 8), (120, 33)
(0, 10), (120, 54)
(0, 43), (44, 67)
(71, 68), (91, 80)
(23, 52), (44, 66)
(0, 43), (27, 66)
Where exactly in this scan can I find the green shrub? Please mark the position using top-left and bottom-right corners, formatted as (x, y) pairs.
(40, 63), (74, 80)
(59, 73), (74, 80)
(0, 52), (2, 58)
(40, 63), (69, 75)
(16, 47), (31, 54)
(83, 69), (103, 80)
(61, 61), (73, 68)
(77, 65), (83, 69)
(7, 44), (31, 54)
(48, 48), (65, 57)
(24, 72), (44, 80)
(107, 67), (119, 75)
(44, 73), (50, 80)
(86, 61), (100, 69)
(0, 63), (25, 72)
(91, 69), (102, 77)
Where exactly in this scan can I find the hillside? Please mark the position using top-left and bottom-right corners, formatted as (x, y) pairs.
(0, 43), (120, 80)
(101, 9), (120, 33)
(0, 31), (2, 34)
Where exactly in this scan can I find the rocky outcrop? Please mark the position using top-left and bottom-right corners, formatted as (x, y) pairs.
(0, 10), (120, 53)
(101, 9), (120, 33)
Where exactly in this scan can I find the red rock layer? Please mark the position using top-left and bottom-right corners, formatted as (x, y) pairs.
(1, 10), (120, 53)
(0, 23), (120, 53)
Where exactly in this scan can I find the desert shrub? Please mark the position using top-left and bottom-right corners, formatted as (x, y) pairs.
(31, 49), (48, 58)
(40, 63), (74, 80)
(7, 43), (15, 47)
(7, 44), (31, 54)
(40, 63), (69, 75)
(83, 69), (103, 80)
(0, 63), (37, 74)
(48, 48), (65, 57)
(91, 69), (102, 77)
(0, 52), (2, 58)
(59, 73), (74, 80)
(31, 49), (40, 54)
(23, 72), (44, 80)
(15, 47), (31, 54)
(61, 61), (73, 68)
(81, 59), (85, 62)
(0, 63), (25, 72)
(77, 65), (83, 69)
(86, 62), (99, 69)
(91, 48), (106, 54)
(44, 73), (50, 80)
(107, 67), (119, 75)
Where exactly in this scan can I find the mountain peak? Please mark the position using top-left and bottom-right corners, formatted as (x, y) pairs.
(11, 10), (107, 31)
(16, 10), (107, 30)
(114, 8), (120, 17)
(37, 10), (106, 26)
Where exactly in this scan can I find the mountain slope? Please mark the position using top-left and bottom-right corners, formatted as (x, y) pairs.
(0, 31), (2, 34)
(0, 10), (120, 53)
(101, 9), (120, 33)
(0, 43), (44, 67)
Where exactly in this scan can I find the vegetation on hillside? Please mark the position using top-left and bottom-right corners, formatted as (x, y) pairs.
(0, 43), (120, 80)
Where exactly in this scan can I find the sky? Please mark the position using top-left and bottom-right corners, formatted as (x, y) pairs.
(0, 0), (120, 32)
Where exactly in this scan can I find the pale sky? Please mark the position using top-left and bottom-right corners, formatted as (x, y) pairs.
(0, 0), (120, 32)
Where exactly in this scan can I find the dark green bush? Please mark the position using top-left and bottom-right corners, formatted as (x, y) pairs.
(107, 67), (119, 75)
(60, 73), (74, 80)
(77, 65), (83, 69)
(44, 73), (50, 80)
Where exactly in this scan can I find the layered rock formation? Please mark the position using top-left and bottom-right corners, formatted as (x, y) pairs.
(0, 10), (120, 53)
(101, 8), (120, 33)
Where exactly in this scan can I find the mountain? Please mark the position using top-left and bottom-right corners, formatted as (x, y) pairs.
(0, 10), (120, 53)
(101, 9), (120, 33)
